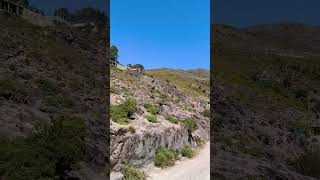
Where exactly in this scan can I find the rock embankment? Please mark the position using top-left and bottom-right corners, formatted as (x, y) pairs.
(110, 68), (210, 170)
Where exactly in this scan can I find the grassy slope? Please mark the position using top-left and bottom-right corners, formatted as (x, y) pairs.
(146, 68), (210, 97)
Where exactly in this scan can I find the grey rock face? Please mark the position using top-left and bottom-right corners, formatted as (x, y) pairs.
(110, 122), (192, 169)
(110, 69), (210, 170)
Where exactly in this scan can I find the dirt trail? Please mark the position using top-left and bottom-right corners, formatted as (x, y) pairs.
(146, 142), (210, 180)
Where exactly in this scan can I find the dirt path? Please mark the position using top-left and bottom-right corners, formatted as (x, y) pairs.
(145, 142), (210, 180)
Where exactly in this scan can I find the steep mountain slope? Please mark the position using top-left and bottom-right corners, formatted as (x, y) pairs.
(110, 67), (210, 172)
(211, 23), (320, 179)
(0, 13), (108, 179)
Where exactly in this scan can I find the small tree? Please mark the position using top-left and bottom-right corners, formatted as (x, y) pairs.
(132, 64), (144, 72)
(110, 45), (119, 64)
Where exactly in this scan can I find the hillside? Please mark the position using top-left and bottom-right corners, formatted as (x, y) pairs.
(211, 23), (320, 179)
(110, 67), (210, 178)
(146, 68), (210, 97)
(0, 12), (108, 179)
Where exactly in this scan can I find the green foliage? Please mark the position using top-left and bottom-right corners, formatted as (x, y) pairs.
(128, 126), (136, 134)
(164, 114), (179, 124)
(144, 103), (160, 115)
(131, 64), (145, 72)
(146, 69), (209, 97)
(70, 8), (106, 29)
(144, 115), (158, 123)
(40, 94), (74, 113)
(289, 119), (312, 138)
(154, 147), (177, 168)
(181, 147), (195, 158)
(37, 79), (61, 95)
(182, 118), (196, 131)
(0, 79), (29, 103)
(0, 113), (85, 179)
(110, 45), (119, 63)
(111, 98), (137, 125)
(122, 164), (146, 180)
(292, 148), (320, 178)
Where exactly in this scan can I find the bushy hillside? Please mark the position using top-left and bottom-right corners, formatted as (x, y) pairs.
(0, 12), (108, 179)
(110, 67), (210, 176)
(211, 23), (320, 179)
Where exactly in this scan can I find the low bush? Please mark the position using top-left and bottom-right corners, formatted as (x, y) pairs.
(154, 147), (176, 168)
(0, 113), (85, 179)
(144, 114), (158, 123)
(291, 148), (320, 178)
(289, 120), (312, 138)
(37, 79), (61, 95)
(128, 126), (136, 134)
(182, 118), (196, 131)
(0, 79), (29, 103)
(164, 114), (178, 124)
(181, 147), (195, 158)
(40, 94), (75, 113)
(111, 98), (137, 125)
(122, 164), (146, 180)
(144, 103), (160, 115)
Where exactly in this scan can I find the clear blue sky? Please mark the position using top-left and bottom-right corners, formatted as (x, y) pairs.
(111, 0), (210, 70)
(212, 0), (320, 27)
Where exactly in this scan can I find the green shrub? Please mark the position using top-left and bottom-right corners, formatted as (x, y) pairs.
(122, 164), (146, 180)
(0, 113), (85, 179)
(0, 79), (29, 103)
(164, 114), (178, 124)
(128, 126), (136, 134)
(292, 148), (320, 178)
(40, 94), (75, 113)
(182, 118), (196, 131)
(181, 147), (195, 158)
(111, 98), (137, 125)
(144, 103), (160, 115)
(144, 115), (158, 123)
(289, 120), (312, 138)
(37, 79), (61, 95)
(154, 147), (176, 168)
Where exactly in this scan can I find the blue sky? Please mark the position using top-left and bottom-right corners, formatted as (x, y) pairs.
(212, 0), (320, 27)
(111, 0), (210, 70)
(29, 0), (107, 15)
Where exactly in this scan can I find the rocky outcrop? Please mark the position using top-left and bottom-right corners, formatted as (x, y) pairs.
(111, 121), (191, 169)
(110, 68), (210, 170)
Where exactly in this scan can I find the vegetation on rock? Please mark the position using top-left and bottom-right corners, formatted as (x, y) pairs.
(0, 113), (85, 179)
(181, 147), (195, 158)
(122, 164), (147, 180)
(111, 97), (137, 125)
(144, 114), (158, 123)
(164, 114), (179, 124)
(144, 103), (160, 115)
(154, 147), (177, 168)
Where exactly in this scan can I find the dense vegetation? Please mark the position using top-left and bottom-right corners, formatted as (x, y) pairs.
(111, 97), (137, 125)
(181, 147), (195, 158)
(0, 113), (85, 179)
(154, 147), (177, 168)
(122, 164), (147, 180)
